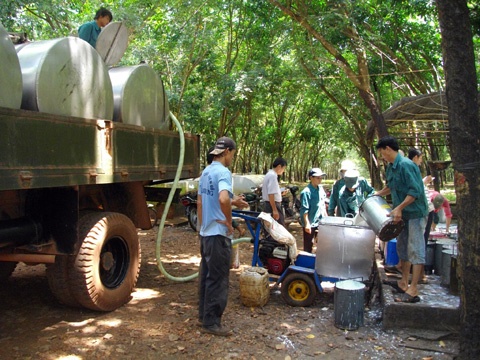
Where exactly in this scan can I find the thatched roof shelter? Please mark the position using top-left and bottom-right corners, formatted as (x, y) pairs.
(383, 92), (449, 145)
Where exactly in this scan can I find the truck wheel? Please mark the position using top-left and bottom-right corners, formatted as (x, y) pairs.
(47, 256), (82, 307)
(281, 272), (316, 307)
(188, 206), (198, 231)
(68, 212), (141, 311)
(0, 261), (17, 282)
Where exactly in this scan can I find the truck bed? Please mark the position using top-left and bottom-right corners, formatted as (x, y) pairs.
(0, 106), (200, 190)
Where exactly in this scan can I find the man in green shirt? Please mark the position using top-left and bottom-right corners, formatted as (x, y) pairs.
(78, 7), (113, 48)
(375, 136), (428, 303)
(300, 168), (327, 253)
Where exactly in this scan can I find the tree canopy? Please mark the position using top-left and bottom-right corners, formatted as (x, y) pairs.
(1, 0), (473, 183)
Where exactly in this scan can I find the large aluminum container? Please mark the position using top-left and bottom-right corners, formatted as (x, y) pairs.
(316, 217), (376, 281)
(359, 196), (404, 242)
(0, 23), (23, 109)
(109, 65), (170, 130)
(16, 37), (113, 120)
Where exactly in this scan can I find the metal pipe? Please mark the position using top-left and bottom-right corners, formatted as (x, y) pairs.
(0, 253), (55, 264)
(0, 217), (42, 246)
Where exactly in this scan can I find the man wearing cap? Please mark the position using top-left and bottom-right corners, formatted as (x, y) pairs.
(375, 136), (428, 303)
(262, 157), (288, 225)
(299, 168), (328, 253)
(429, 191), (452, 233)
(328, 160), (356, 216)
(197, 136), (245, 336)
(337, 169), (375, 217)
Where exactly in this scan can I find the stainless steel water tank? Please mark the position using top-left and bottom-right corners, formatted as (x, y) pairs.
(316, 217), (376, 280)
(0, 23), (23, 109)
(109, 65), (170, 129)
(16, 37), (113, 120)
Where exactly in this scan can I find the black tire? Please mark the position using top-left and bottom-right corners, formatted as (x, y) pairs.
(148, 207), (158, 227)
(281, 272), (316, 307)
(0, 262), (17, 282)
(67, 212), (141, 311)
(47, 256), (82, 307)
(188, 206), (198, 231)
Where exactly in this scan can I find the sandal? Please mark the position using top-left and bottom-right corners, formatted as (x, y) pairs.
(384, 266), (402, 275)
(394, 293), (420, 303)
(382, 280), (406, 293)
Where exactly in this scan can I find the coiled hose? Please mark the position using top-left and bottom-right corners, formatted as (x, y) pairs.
(155, 112), (251, 282)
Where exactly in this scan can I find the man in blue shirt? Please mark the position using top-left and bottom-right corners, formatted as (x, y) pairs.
(78, 7), (113, 48)
(300, 168), (328, 253)
(197, 137), (247, 336)
(375, 136), (428, 303)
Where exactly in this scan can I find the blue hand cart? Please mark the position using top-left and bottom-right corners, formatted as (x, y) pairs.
(232, 209), (376, 307)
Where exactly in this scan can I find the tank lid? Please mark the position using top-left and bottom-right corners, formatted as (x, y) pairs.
(96, 21), (128, 66)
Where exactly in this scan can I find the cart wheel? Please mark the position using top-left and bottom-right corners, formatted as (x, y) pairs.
(281, 272), (316, 307)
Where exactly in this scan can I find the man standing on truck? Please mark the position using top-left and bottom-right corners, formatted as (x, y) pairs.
(375, 136), (428, 303)
(78, 7), (112, 48)
(197, 137), (246, 336)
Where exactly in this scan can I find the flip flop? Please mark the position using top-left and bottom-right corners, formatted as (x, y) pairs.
(382, 280), (406, 293)
(384, 266), (402, 275)
(394, 293), (421, 303)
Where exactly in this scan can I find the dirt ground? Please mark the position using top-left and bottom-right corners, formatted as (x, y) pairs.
(0, 220), (459, 359)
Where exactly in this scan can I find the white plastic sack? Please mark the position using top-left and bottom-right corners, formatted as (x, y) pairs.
(257, 212), (298, 261)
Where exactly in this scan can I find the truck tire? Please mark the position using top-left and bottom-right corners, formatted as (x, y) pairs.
(0, 261), (17, 282)
(281, 272), (316, 307)
(67, 212), (141, 311)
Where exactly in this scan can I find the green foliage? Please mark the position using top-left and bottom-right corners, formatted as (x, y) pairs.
(1, 0), (463, 182)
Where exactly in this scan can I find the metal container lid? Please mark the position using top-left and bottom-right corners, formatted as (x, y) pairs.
(109, 65), (170, 129)
(16, 37), (113, 119)
(0, 23), (23, 109)
(96, 22), (128, 66)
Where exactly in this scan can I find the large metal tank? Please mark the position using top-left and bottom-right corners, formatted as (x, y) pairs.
(16, 37), (113, 120)
(316, 217), (376, 280)
(109, 65), (170, 130)
(0, 23), (23, 109)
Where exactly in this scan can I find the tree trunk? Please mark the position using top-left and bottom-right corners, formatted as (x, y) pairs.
(437, 0), (480, 357)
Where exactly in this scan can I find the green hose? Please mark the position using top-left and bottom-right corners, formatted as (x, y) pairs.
(155, 111), (252, 282)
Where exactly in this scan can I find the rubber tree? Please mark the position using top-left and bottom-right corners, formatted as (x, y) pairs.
(437, 0), (480, 357)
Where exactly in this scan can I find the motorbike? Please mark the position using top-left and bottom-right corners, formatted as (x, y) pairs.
(282, 185), (301, 225)
(180, 191), (198, 231)
(243, 188), (264, 212)
(180, 189), (264, 231)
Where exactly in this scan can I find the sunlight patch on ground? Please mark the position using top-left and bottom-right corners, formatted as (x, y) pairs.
(96, 319), (122, 328)
(159, 254), (201, 264)
(130, 288), (162, 303)
(55, 356), (83, 360)
(64, 318), (96, 327)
